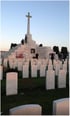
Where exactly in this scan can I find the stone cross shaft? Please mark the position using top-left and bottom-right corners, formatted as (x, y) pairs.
(26, 12), (32, 34)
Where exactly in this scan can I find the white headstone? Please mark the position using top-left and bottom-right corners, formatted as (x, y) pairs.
(17, 61), (23, 71)
(53, 59), (57, 69)
(45, 59), (48, 66)
(63, 63), (67, 73)
(31, 64), (37, 77)
(64, 59), (67, 64)
(59, 61), (63, 69)
(0, 58), (2, 65)
(40, 65), (46, 77)
(31, 60), (37, 65)
(55, 63), (60, 76)
(23, 65), (29, 78)
(53, 98), (69, 115)
(55, 54), (58, 60)
(48, 64), (53, 70)
(6, 72), (18, 96)
(9, 104), (42, 115)
(37, 60), (41, 70)
(46, 70), (55, 90)
(0, 65), (3, 80)
(58, 69), (66, 88)
(9, 59), (13, 69)
(3, 58), (8, 67)
(48, 59), (52, 65)
(13, 59), (17, 69)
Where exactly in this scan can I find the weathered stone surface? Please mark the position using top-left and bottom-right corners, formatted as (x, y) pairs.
(22, 65), (29, 78)
(0, 65), (3, 80)
(6, 72), (18, 96)
(46, 70), (55, 90)
(9, 104), (42, 115)
(53, 98), (69, 115)
(58, 69), (66, 88)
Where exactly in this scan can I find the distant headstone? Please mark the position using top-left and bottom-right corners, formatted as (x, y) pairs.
(37, 60), (41, 70)
(3, 58), (8, 67)
(55, 63), (60, 76)
(0, 58), (2, 65)
(48, 64), (53, 70)
(6, 72), (18, 96)
(59, 61), (63, 69)
(13, 59), (17, 69)
(48, 59), (52, 65)
(40, 65), (46, 77)
(53, 59), (57, 69)
(46, 70), (55, 90)
(53, 98), (69, 115)
(22, 65), (29, 78)
(55, 54), (58, 60)
(45, 59), (48, 66)
(9, 104), (42, 115)
(31, 64), (37, 77)
(9, 59), (13, 69)
(63, 63), (67, 73)
(58, 69), (66, 88)
(17, 61), (23, 71)
(0, 65), (3, 80)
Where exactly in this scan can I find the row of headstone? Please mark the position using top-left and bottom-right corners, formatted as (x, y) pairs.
(3, 58), (30, 68)
(1, 59), (67, 84)
(1, 58), (67, 78)
(9, 98), (69, 115)
(3, 58), (68, 73)
(6, 69), (67, 96)
(46, 69), (67, 90)
(23, 64), (46, 78)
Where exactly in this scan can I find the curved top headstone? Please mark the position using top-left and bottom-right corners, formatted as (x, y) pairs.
(9, 104), (42, 115)
(53, 98), (69, 115)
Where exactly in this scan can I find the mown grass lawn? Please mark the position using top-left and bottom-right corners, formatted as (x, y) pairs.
(1, 50), (69, 115)
(1, 71), (69, 115)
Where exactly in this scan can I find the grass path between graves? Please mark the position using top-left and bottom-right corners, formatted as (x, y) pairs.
(1, 75), (69, 115)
